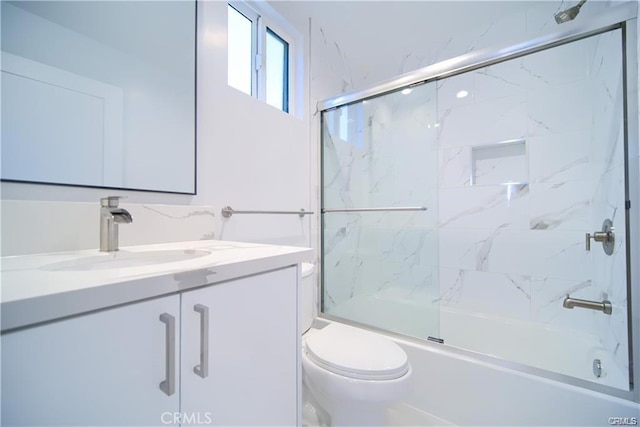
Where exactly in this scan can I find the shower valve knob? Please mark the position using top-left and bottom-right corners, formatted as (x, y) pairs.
(585, 219), (615, 255)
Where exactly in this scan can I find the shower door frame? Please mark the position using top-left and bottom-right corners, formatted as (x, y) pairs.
(317, 2), (639, 403)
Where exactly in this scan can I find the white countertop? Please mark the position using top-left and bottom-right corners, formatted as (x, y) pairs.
(1, 240), (312, 331)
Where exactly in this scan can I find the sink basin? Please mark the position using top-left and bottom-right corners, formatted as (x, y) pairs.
(41, 249), (211, 271)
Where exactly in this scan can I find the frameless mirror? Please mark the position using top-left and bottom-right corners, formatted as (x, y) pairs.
(1, 1), (196, 194)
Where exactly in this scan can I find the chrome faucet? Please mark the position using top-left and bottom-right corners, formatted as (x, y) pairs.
(100, 196), (133, 252)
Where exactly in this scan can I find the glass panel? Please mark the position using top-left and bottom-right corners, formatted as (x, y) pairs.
(322, 81), (440, 340)
(227, 5), (253, 96)
(321, 28), (629, 391)
(435, 28), (628, 390)
(265, 28), (288, 112)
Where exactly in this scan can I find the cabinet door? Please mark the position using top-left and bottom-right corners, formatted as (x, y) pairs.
(1, 294), (180, 426)
(181, 266), (299, 426)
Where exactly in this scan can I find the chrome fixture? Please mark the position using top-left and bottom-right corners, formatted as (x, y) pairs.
(100, 196), (133, 252)
(593, 358), (603, 378)
(563, 295), (612, 315)
(586, 218), (615, 255)
(221, 206), (314, 219)
(554, 0), (587, 24)
(322, 206), (427, 213)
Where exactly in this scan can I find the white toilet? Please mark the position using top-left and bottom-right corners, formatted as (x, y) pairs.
(300, 263), (412, 426)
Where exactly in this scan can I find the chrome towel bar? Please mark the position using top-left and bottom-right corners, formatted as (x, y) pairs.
(322, 206), (427, 213)
(221, 206), (314, 219)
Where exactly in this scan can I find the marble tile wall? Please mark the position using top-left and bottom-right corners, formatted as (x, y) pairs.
(1, 200), (216, 256)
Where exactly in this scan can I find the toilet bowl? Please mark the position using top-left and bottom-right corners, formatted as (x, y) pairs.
(300, 263), (412, 426)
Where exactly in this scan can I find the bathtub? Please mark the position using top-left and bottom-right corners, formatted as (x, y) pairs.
(324, 295), (639, 425)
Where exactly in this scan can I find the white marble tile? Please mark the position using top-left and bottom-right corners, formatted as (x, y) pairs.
(591, 165), (625, 231)
(528, 131), (592, 184)
(0, 200), (216, 256)
(438, 228), (476, 270)
(474, 58), (528, 103)
(474, 227), (533, 276)
(529, 181), (593, 231)
(439, 183), (530, 230)
(439, 146), (472, 188)
(438, 267), (532, 321)
(520, 37), (589, 89)
(591, 88), (624, 172)
(588, 28), (623, 85)
(528, 229), (593, 282)
(438, 96), (527, 148)
(527, 81), (593, 137)
(121, 203), (216, 246)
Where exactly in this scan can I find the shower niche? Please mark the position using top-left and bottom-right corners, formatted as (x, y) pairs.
(470, 139), (528, 186)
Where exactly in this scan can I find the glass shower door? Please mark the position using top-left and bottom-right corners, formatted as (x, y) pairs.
(433, 28), (630, 390)
(321, 81), (440, 340)
(320, 27), (631, 391)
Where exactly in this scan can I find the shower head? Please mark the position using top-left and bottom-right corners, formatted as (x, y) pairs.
(554, 0), (587, 24)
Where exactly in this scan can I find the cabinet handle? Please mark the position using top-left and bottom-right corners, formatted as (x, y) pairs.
(193, 304), (209, 379)
(159, 313), (176, 396)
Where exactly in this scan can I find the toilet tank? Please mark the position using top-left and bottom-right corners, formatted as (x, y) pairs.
(301, 262), (315, 333)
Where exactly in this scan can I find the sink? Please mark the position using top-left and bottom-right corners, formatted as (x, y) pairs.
(41, 249), (212, 271)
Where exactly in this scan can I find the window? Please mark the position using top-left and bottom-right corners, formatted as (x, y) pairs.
(227, 2), (292, 113)
(227, 5), (254, 96)
(265, 29), (289, 112)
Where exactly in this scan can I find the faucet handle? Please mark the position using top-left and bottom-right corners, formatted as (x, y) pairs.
(101, 196), (127, 207)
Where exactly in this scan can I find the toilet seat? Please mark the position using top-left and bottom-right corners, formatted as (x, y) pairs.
(304, 323), (409, 380)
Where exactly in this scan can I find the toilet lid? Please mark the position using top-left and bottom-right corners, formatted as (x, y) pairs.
(304, 323), (409, 380)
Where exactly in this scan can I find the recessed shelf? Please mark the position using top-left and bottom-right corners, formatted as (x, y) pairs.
(471, 139), (528, 186)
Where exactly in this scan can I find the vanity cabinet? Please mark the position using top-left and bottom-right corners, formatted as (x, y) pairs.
(1, 266), (299, 426)
(180, 266), (298, 426)
(1, 294), (181, 426)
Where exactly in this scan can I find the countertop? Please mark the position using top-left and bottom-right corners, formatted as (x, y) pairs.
(1, 240), (312, 332)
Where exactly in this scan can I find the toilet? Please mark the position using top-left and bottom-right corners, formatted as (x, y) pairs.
(300, 263), (412, 426)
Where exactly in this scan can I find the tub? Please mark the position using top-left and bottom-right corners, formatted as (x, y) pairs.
(324, 295), (638, 425)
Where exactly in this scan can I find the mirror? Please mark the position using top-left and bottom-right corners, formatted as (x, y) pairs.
(1, 1), (196, 194)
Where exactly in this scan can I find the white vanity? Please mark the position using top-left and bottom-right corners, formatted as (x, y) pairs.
(1, 240), (312, 426)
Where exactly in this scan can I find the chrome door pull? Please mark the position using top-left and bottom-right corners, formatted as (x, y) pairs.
(563, 295), (612, 315)
(159, 313), (176, 396)
(193, 304), (209, 379)
(585, 219), (614, 255)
